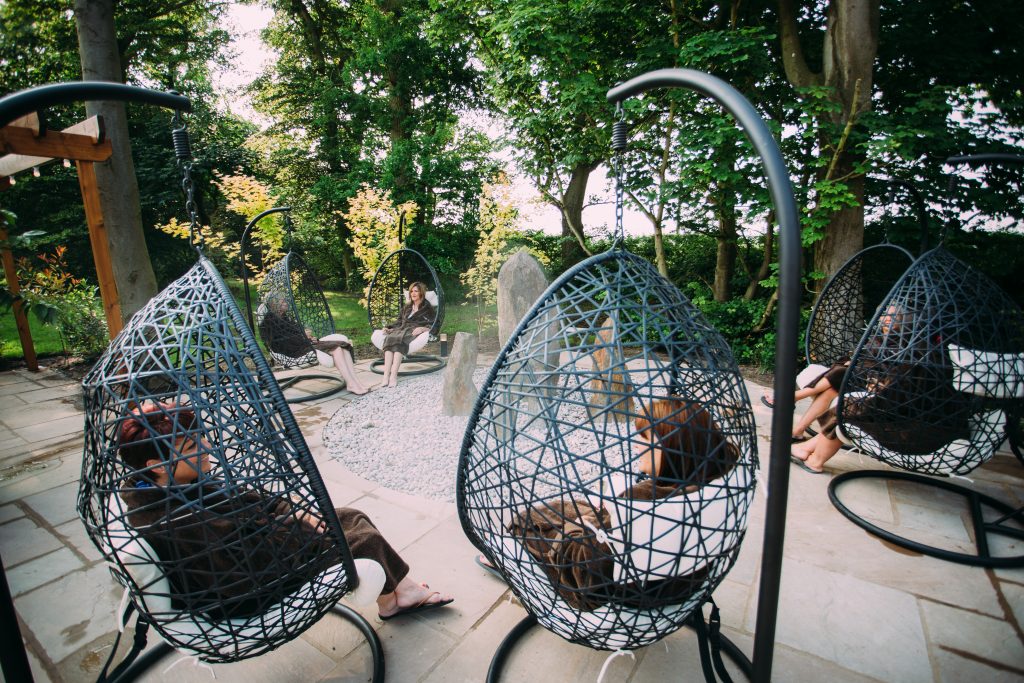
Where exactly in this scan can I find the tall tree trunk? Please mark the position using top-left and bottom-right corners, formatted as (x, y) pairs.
(743, 212), (775, 301)
(713, 208), (738, 302)
(560, 163), (593, 265)
(74, 0), (157, 321)
(779, 0), (878, 281)
(383, 0), (414, 207)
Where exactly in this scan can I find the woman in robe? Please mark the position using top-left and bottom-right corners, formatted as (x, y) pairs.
(378, 281), (435, 388)
(259, 297), (370, 395)
(118, 401), (452, 620)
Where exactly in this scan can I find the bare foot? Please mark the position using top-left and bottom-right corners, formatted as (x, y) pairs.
(377, 579), (453, 619)
(790, 446), (810, 461)
(349, 385), (370, 396)
(387, 377), (398, 388)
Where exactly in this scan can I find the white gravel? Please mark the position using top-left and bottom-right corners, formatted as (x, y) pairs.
(323, 368), (492, 501)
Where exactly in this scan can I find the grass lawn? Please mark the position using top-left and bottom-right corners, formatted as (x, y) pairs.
(1, 280), (498, 365)
(0, 310), (65, 360)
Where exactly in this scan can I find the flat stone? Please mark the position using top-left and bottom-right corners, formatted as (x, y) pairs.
(16, 386), (80, 404)
(344, 492), (442, 553)
(831, 471), (896, 525)
(14, 414), (84, 444)
(920, 599), (1024, 670)
(0, 393), (27, 410)
(0, 502), (24, 524)
(393, 514), (510, 638)
(780, 489), (1005, 617)
(16, 564), (122, 664)
(0, 516), (63, 566)
(90, 631), (340, 683)
(55, 519), (104, 564)
(711, 576), (755, 632)
(0, 398), (81, 429)
(931, 648), (1024, 683)
(23, 480), (80, 527)
(345, 612), (458, 683)
(7, 547), (84, 596)
(0, 450), (83, 504)
(893, 500), (973, 546)
(768, 557), (931, 683)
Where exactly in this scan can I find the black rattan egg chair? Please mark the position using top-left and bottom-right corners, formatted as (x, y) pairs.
(246, 210), (348, 403)
(805, 242), (915, 368)
(366, 241), (446, 375)
(458, 69), (805, 683)
(39, 89), (384, 682)
(805, 177), (926, 373)
(828, 157), (1024, 568)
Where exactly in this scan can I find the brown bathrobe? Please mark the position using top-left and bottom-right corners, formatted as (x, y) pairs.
(121, 482), (408, 620)
(380, 302), (435, 355)
(259, 311), (353, 360)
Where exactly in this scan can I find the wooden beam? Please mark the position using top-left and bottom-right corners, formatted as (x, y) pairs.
(0, 125), (111, 167)
(76, 160), (123, 338)
(7, 112), (43, 135)
(0, 225), (39, 371)
(0, 116), (106, 177)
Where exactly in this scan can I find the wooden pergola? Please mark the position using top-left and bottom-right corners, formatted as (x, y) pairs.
(0, 111), (121, 371)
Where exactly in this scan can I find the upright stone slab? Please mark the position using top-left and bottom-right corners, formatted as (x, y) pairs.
(441, 332), (479, 416)
(497, 250), (548, 347)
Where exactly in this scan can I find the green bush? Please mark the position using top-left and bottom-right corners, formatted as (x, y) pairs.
(53, 286), (109, 359)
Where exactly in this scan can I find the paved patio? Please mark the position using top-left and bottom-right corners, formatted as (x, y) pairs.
(1, 358), (1022, 682)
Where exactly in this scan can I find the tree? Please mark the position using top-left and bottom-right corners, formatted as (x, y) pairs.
(434, 0), (654, 265)
(343, 185), (419, 303)
(777, 0), (879, 282)
(73, 0), (158, 321)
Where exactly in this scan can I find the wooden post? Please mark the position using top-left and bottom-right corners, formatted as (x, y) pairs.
(0, 225), (38, 371)
(76, 160), (122, 338)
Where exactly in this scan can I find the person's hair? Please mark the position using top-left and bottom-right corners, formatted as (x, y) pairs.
(119, 402), (197, 478)
(408, 281), (431, 304)
(634, 397), (739, 485)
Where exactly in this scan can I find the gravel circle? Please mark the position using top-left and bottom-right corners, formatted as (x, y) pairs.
(323, 368), (491, 502)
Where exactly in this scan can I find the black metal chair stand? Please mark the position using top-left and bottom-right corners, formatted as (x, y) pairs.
(485, 608), (753, 683)
(105, 604), (384, 683)
(828, 469), (1024, 568)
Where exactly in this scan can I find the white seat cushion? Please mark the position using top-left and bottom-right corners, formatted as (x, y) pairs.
(314, 333), (351, 368)
(371, 329), (429, 353)
(796, 363), (830, 389)
(599, 466), (753, 583)
(948, 343), (1024, 399)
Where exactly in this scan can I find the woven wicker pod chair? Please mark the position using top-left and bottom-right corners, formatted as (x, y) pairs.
(828, 245), (1024, 566)
(78, 255), (385, 680)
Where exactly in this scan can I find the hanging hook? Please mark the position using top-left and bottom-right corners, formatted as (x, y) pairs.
(283, 210), (294, 253)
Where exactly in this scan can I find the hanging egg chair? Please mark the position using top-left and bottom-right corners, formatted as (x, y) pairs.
(805, 243), (914, 368)
(52, 87), (386, 681)
(829, 154), (1024, 568)
(249, 210), (348, 403)
(458, 68), (805, 683)
(366, 244), (446, 375)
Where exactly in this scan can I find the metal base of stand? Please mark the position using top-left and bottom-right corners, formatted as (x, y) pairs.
(107, 604), (384, 683)
(369, 355), (446, 376)
(275, 373), (348, 404)
(485, 613), (753, 683)
(829, 470), (1024, 568)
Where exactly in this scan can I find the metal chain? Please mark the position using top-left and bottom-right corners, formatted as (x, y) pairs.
(171, 109), (202, 252)
(611, 103), (627, 246)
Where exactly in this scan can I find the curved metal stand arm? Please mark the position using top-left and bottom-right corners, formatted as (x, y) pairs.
(239, 206), (292, 332)
(486, 611), (753, 683)
(607, 67), (801, 683)
(0, 82), (191, 128)
(829, 470), (1024, 568)
(105, 604), (384, 683)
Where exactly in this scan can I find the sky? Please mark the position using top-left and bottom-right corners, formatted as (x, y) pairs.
(211, 3), (652, 238)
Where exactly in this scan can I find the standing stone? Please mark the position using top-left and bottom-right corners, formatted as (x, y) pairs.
(497, 250), (548, 347)
(442, 332), (479, 416)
